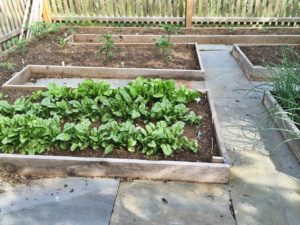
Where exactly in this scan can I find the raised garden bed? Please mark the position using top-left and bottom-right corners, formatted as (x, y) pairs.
(0, 78), (229, 183)
(65, 33), (300, 46)
(232, 44), (300, 80)
(0, 37), (203, 86)
(2, 65), (205, 90)
(263, 91), (300, 161)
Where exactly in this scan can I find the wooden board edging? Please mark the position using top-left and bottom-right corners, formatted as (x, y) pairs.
(66, 34), (300, 45)
(59, 26), (300, 33)
(232, 44), (300, 81)
(207, 91), (230, 164)
(262, 91), (300, 161)
(0, 90), (230, 183)
(2, 63), (204, 91)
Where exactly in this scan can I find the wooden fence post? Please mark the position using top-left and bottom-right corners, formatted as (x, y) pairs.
(186, 0), (193, 27)
(42, 0), (52, 22)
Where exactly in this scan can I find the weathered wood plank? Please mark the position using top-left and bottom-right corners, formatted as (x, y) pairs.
(0, 154), (230, 183)
(185, 0), (193, 26)
(137, 0), (141, 17)
(0, 29), (21, 43)
(142, 0), (147, 17)
(217, 0), (221, 16)
(229, 0), (234, 17)
(67, 33), (300, 45)
(63, 0), (70, 14)
(51, 0), (58, 15)
(263, 92), (300, 162)
(261, 0), (268, 17)
(292, 0), (299, 17)
(204, 0), (208, 17)
(179, 0), (184, 17)
(173, 0), (178, 17)
(148, 0), (153, 17)
(167, 0), (172, 17)
(254, 0), (260, 17)
(131, 0), (135, 17)
(74, 0), (81, 15)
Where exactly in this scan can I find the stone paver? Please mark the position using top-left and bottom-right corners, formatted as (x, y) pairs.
(201, 49), (300, 225)
(0, 178), (119, 225)
(110, 180), (236, 225)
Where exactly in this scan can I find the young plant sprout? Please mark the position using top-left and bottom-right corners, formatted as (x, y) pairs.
(161, 24), (181, 35)
(155, 36), (173, 63)
(57, 36), (68, 48)
(0, 62), (16, 71)
(98, 34), (116, 61)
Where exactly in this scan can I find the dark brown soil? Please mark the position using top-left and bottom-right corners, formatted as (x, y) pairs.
(62, 26), (300, 35)
(0, 34), (199, 86)
(0, 171), (39, 185)
(44, 94), (219, 162)
(240, 45), (300, 66)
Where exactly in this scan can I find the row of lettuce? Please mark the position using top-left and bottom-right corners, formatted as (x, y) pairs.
(0, 78), (204, 156)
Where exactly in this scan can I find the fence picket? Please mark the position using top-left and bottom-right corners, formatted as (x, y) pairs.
(217, 0), (221, 16)
(179, 0), (183, 17)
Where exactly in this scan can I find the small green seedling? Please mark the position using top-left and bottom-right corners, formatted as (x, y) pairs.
(98, 34), (116, 61)
(155, 36), (173, 63)
(0, 62), (16, 71)
(57, 36), (68, 48)
(227, 27), (237, 34)
(11, 39), (28, 54)
(67, 27), (75, 35)
(160, 24), (181, 36)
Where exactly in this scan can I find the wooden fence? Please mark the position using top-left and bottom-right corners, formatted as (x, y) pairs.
(0, 0), (43, 52)
(0, 0), (300, 52)
(48, 0), (300, 26)
(0, 0), (26, 51)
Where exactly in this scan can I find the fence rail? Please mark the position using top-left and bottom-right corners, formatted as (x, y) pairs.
(48, 0), (300, 26)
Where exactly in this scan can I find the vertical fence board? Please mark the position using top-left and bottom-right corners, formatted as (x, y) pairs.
(253, 0), (260, 17)
(51, 0), (58, 14)
(161, 0), (165, 17)
(179, 0), (183, 17)
(292, 0), (299, 16)
(137, 0), (141, 17)
(216, 0), (221, 16)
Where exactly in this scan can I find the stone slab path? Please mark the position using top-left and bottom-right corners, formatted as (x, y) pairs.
(0, 178), (119, 225)
(200, 48), (300, 225)
(110, 181), (235, 225)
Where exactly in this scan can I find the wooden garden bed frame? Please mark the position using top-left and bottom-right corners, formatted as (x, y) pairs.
(2, 64), (204, 91)
(0, 89), (230, 183)
(232, 44), (300, 81)
(65, 33), (300, 46)
(263, 91), (300, 161)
